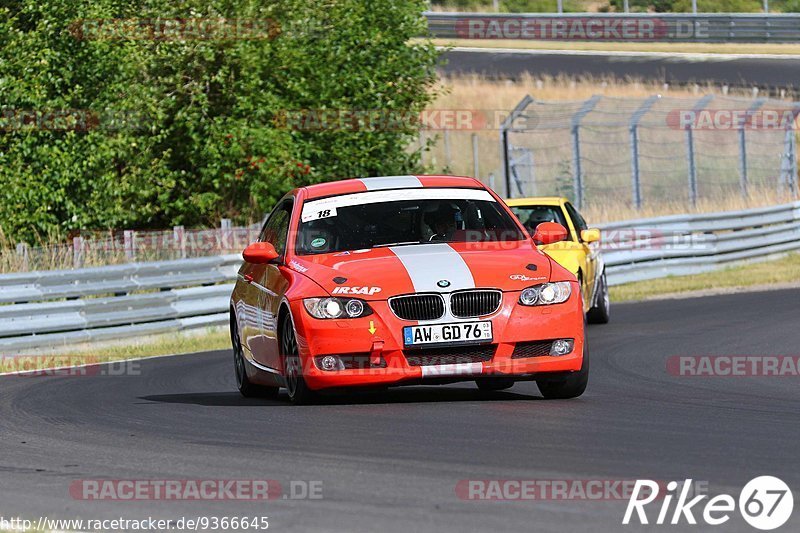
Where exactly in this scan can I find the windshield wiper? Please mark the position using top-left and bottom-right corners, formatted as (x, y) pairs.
(373, 240), (424, 248)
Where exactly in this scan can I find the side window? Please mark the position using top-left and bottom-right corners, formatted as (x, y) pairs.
(564, 202), (588, 238)
(259, 201), (293, 256)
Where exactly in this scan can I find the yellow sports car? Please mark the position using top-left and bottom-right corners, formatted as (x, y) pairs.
(506, 197), (609, 324)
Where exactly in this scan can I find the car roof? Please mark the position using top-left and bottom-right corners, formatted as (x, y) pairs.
(505, 197), (567, 207)
(301, 175), (486, 200)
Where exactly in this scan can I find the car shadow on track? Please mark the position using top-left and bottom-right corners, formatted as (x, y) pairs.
(140, 387), (545, 407)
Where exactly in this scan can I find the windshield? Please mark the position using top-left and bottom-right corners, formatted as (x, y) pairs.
(296, 188), (524, 255)
(510, 205), (568, 235)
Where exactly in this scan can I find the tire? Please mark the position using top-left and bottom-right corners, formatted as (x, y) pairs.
(536, 341), (589, 400)
(280, 314), (318, 405)
(231, 313), (278, 398)
(475, 377), (515, 391)
(586, 270), (610, 324)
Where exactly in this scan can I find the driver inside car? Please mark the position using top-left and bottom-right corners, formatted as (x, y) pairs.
(424, 202), (461, 241)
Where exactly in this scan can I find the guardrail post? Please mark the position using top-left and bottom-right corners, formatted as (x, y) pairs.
(629, 96), (658, 210)
(73, 236), (84, 269)
(124, 230), (135, 261)
(472, 133), (480, 179)
(570, 95), (601, 210)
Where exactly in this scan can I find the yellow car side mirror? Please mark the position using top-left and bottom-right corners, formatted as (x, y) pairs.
(581, 228), (601, 243)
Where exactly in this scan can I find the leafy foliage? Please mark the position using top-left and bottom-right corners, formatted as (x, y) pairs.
(0, 0), (439, 241)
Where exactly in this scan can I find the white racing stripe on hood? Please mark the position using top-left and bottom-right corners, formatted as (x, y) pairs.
(358, 176), (421, 190)
(389, 243), (475, 293)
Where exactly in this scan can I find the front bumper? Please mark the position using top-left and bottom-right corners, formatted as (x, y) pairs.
(290, 283), (585, 391)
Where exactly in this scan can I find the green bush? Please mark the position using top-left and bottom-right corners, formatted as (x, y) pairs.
(0, 0), (439, 242)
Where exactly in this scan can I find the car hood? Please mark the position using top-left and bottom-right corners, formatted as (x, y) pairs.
(287, 241), (551, 300)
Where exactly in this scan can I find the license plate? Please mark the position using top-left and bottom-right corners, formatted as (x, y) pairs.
(403, 321), (492, 347)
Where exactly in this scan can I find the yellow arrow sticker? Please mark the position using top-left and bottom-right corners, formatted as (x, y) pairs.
(368, 321), (377, 335)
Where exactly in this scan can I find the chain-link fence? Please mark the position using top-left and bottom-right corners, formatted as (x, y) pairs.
(494, 94), (799, 210)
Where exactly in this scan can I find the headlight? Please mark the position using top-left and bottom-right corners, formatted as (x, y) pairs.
(303, 297), (373, 319)
(518, 282), (572, 306)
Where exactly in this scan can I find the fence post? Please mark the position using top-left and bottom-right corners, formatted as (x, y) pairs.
(737, 99), (765, 200)
(16, 242), (29, 271)
(443, 129), (452, 171)
(787, 122), (799, 199)
(686, 128), (698, 207)
(629, 96), (658, 210)
(73, 236), (84, 269)
(471, 133), (480, 179)
(174, 225), (186, 259)
(500, 95), (533, 199)
(124, 230), (135, 261)
(793, 130), (799, 199)
(220, 218), (232, 253)
(570, 95), (602, 210)
(685, 95), (714, 207)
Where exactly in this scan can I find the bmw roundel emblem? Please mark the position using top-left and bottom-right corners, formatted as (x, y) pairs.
(437, 279), (451, 288)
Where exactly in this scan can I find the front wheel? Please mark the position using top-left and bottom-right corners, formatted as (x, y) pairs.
(281, 315), (318, 405)
(586, 270), (610, 324)
(536, 343), (589, 399)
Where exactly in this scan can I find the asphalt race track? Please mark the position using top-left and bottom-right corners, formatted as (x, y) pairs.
(2, 288), (799, 532)
(441, 48), (800, 90)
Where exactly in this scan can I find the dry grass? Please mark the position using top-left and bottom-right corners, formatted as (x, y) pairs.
(432, 72), (764, 111)
(610, 253), (800, 301)
(433, 38), (800, 56)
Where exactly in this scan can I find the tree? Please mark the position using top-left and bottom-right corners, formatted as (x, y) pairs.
(0, 0), (439, 242)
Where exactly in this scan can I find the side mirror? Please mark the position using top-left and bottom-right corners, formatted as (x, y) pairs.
(581, 228), (601, 243)
(243, 242), (280, 264)
(533, 222), (568, 245)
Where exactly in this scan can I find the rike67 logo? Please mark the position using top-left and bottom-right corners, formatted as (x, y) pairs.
(624, 477), (793, 530)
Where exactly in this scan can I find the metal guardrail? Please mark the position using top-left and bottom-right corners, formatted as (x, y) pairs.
(0, 255), (241, 352)
(600, 201), (800, 285)
(426, 12), (800, 43)
(1, 202), (798, 351)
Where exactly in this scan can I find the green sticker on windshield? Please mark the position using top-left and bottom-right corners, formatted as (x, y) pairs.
(311, 238), (326, 248)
